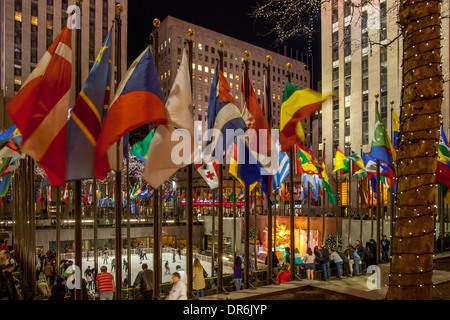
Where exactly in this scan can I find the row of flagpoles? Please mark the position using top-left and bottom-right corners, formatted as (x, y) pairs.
(2, 1), (450, 299)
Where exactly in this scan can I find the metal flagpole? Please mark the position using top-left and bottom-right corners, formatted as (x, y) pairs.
(254, 184), (257, 277)
(359, 145), (363, 243)
(149, 19), (161, 300)
(335, 171), (339, 249)
(286, 63), (296, 281)
(93, 179), (98, 274)
(217, 40), (226, 294)
(389, 100), (395, 238)
(56, 186), (61, 276)
(233, 180), (237, 259)
(186, 28), (195, 299)
(113, 4), (124, 300)
(243, 50), (252, 289)
(212, 189), (216, 278)
(74, 0), (83, 301)
(348, 143), (352, 248)
(126, 158), (131, 288)
(375, 94), (381, 264)
(264, 55), (273, 285)
(322, 140), (326, 245)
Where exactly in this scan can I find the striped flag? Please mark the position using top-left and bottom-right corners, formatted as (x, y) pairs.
(204, 66), (247, 163)
(94, 48), (167, 179)
(66, 28), (112, 181)
(272, 140), (290, 191)
(7, 27), (72, 186)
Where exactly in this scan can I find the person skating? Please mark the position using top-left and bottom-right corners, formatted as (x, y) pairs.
(133, 263), (154, 300)
(111, 259), (116, 273)
(165, 261), (171, 275)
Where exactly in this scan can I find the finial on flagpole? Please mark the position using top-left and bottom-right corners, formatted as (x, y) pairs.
(286, 62), (292, 70)
(188, 29), (194, 38)
(153, 18), (161, 28)
(218, 41), (225, 49)
(244, 50), (250, 59)
(266, 55), (272, 63)
(116, 3), (124, 13)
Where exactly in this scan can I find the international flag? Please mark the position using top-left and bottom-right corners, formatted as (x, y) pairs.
(66, 28), (112, 182)
(64, 184), (69, 204)
(94, 47), (167, 179)
(346, 152), (367, 178)
(358, 180), (368, 206)
(228, 142), (258, 190)
(362, 152), (392, 179)
(333, 147), (349, 174)
(437, 127), (450, 203)
(131, 129), (155, 162)
(238, 188), (244, 200)
(280, 81), (333, 152)
(6, 27), (72, 186)
(131, 186), (141, 199)
(196, 160), (220, 190)
(88, 185), (92, 204)
(320, 149), (336, 204)
(141, 188), (149, 198)
(204, 66), (247, 163)
(270, 140), (290, 191)
(235, 72), (273, 186)
(144, 48), (195, 188)
(393, 111), (400, 151)
(280, 183), (287, 203)
(0, 175), (12, 197)
(96, 185), (101, 199)
(370, 106), (396, 175)
(0, 126), (25, 159)
(296, 144), (321, 175)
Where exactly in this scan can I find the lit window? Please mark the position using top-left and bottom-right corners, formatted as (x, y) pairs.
(205, 66), (209, 73)
(230, 73), (233, 79)
(235, 84), (239, 90)
(224, 72), (228, 78)
(235, 75), (239, 81)
(198, 43), (202, 50)
(164, 72), (167, 79)
(198, 65), (202, 71)
(31, 16), (38, 26)
(230, 82), (233, 89)
(192, 63), (195, 70)
(15, 12), (22, 22)
(257, 89), (261, 95)
(14, 75), (22, 86)
(47, 20), (53, 29)
(211, 68), (215, 74)
(168, 69), (171, 76)
(205, 76), (209, 82)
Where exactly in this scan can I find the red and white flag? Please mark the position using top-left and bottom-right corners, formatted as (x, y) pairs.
(64, 184), (69, 204)
(195, 160), (219, 190)
(7, 27), (72, 187)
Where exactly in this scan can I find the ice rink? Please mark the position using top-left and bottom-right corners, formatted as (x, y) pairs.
(69, 249), (234, 285)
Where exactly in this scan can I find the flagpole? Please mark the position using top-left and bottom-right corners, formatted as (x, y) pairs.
(233, 180), (237, 259)
(126, 156), (131, 288)
(93, 179), (98, 274)
(243, 50), (252, 290)
(211, 189), (215, 278)
(359, 145), (363, 244)
(335, 171), (339, 249)
(254, 184), (258, 275)
(286, 63), (296, 281)
(217, 40), (225, 294)
(113, 4), (124, 300)
(73, 0), (83, 301)
(375, 93), (381, 265)
(323, 140), (326, 246)
(56, 186), (61, 277)
(186, 28), (195, 299)
(264, 55), (273, 284)
(389, 100), (395, 239)
(348, 142), (352, 248)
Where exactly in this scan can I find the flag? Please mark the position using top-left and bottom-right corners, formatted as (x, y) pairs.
(333, 147), (349, 174)
(347, 152), (367, 178)
(228, 142), (258, 191)
(64, 184), (69, 204)
(370, 106), (396, 174)
(0, 126), (25, 159)
(94, 47), (167, 179)
(280, 81), (333, 152)
(0, 175), (12, 197)
(238, 188), (244, 200)
(141, 188), (149, 198)
(320, 149), (336, 204)
(280, 184), (287, 203)
(359, 180), (368, 205)
(296, 144), (321, 175)
(144, 48), (195, 188)
(88, 185), (92, 204)
(196, 160), (220, 190)
(66, 28), (112, 182)
(6, 27), (72, 186)
(131, 186), (141, 199)
(270, 140), (290, 191)
(131, 129), (155, 162)
(393, 111), (400, 151)
(204, 66), (247, 163)
(437, 127), (450, 203)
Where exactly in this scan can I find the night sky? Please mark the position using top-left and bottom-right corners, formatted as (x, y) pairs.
(127, 0), (321, 89)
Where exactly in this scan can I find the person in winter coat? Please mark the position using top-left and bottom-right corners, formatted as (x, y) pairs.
(192, 258), (206, 299)
(276, 263), (291, 283)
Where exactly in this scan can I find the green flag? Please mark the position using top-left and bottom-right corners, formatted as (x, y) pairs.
(131, 129), (155, 161)
(346, 152), (367, 178)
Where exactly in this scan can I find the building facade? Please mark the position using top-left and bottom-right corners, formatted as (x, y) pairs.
(0, 0), (128, 129)
(321, 0), (450, 212)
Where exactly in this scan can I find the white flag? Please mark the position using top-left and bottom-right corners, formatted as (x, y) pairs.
(143, 48), (194, 188)
(195, 160), (219, 190)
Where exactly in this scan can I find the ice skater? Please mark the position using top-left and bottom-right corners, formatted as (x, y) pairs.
(123, 258), (128, 273)
(173, 250), (176, 263)
(165, 261), (171, 275)
(177, 247), (182, 260)
(142, 249), (148, 260)
(111, 258), (116, 273)
(103, 251), (109, 264)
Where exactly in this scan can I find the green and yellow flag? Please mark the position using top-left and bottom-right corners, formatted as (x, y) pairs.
(320, 150), (336, 204)
(279, 81), (334, 152)
(333, 147), (349, 174)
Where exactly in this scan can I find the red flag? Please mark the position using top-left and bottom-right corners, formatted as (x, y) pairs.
(7, 27), (72, 186)
(64, 184), (69, 204)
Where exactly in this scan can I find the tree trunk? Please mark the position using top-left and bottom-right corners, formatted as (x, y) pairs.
(388, 0), (442, 300)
